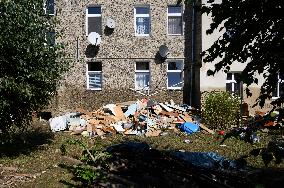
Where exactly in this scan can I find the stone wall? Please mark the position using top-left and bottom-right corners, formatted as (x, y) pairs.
(47, 0), (200, 115)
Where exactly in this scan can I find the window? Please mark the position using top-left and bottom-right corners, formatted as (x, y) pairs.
(86, 6), (102, 35)
(167, 6), (182, 35)
(44, 0), (55, 15)
(46, 31), (55, 46)
(226, 72), (242, 96)
(167, 60), (183, 89)
(272, 74), (284, 98)
(87, 62), (102, 90)
(135, 62), (150, 90)
(134, 6), (150, 36)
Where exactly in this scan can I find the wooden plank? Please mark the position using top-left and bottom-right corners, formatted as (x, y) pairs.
(159, 103), (174, 112)
(199, 123), (214, 134)
(113, 105), (125, 120)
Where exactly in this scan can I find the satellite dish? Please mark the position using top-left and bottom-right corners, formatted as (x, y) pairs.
(106, 18), (116, 29)
(159, 45), (169, 58)
(88, 32), (101, 46)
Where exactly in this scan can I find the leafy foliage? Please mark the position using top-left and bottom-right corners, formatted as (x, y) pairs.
(201, 0), (284, 108)
(0, 0), (70, 133)
(60, 139), (112, 187)
(202, 91), (240, 130)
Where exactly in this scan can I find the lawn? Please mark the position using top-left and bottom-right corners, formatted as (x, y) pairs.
(1, 120), (284, 187)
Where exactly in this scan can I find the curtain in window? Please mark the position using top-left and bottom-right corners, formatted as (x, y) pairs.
(168, 16), (182, 34)
(136, 17), (149, 34)
(89, 73), (102, 89)
(136, 73), (149, 89)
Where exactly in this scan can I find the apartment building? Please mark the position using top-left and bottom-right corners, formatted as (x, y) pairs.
(47, 0), (201, 114)
(201, 0), (280, 114)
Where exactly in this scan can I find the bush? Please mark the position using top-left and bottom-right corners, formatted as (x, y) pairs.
(202, 91), (240, 130)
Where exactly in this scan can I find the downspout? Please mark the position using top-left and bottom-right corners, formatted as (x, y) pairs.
(190, 0), (196, 106)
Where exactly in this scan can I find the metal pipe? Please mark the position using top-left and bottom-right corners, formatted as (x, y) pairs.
(190, 0), (196, 106)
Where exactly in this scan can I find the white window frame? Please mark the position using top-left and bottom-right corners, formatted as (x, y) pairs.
(44, 0), (55, 16)
(167, 5), (183, 36)
(134, 6), (150, 36)
(226, 72), (242, 96)
(272, 74), (283, 99)
(167, 60), (184, 90)
(86, 62), (102, 91)
(135, 62), (150, 90)
(86, 6), (102, 36)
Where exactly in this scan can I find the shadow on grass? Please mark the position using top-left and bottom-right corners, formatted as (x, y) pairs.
(59, 141), (255, 188)
(0, 121), (54, 157)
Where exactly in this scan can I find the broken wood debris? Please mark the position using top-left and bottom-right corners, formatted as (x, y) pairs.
(49, 99), (214, 137)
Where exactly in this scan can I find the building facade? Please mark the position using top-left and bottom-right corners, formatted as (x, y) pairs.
(48, 0), (201, 115)
(201, 0), (277, 114)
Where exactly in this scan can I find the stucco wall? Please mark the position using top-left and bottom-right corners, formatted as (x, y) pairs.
(47, 0), (200, 115)
(200, 0), (273, 114)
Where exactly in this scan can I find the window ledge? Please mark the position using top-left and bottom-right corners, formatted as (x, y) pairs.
(87, 88), (102, 91)
(272, 97), (279, 100)
(167, 87), (183, 90)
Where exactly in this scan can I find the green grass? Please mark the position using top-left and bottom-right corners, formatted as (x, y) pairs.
(1, 121), (284, 187)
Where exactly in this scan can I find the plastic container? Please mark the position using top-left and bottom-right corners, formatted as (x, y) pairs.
(180, 122), (200, 134)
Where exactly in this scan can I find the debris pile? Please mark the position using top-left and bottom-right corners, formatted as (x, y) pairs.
(49, 99), (214, 137)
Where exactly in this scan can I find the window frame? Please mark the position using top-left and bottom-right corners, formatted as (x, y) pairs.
(134, 6), (151, 36)
(272, 74), (283, 99)
(44, 0), (55, 16)
(86, 6), (102, 36)
(167, 5), (183, 36)
(86, 62), (102, 91)
(167, 60), (184, 90)
(226, 72), (242, 96)
(135, 61), (150, 90)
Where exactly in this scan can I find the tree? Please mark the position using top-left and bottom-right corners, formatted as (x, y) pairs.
(0, 0), (69, 133)
(201, 0), (284, 110)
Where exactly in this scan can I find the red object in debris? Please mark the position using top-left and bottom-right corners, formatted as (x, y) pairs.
(218, 130), (225, 135)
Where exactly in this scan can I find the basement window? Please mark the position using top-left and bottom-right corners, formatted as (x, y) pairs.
(226, 72), (242, 97)
(135, 62), (150, 90)
(167, 60), (183, 89)
(272, 74), (284, 99)
(87, 62), (102, 90)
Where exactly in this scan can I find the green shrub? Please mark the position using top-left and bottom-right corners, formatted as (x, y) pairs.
(202, 91), (240, 130)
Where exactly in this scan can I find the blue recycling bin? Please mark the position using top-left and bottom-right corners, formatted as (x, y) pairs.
(180, 122), (200, 134)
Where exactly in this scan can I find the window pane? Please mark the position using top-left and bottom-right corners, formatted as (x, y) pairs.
(46, 31), (55, 46)
(46, 0), (54, 15)
(136, 17), (150, 34)
(88, 7), (101, 14)
(168, 16), (182, 34)
(88, 73), (102, 89)
(136, 73), (150, 89)
(136, 7), (149, 14)
(234, 73), (241, 82)
(88, 62), (102, 71)
(234, 82), (241, 96)
(88, 17), (102, 35)
(168, 72), (182, 87)
(279, 82), (284, 97)
(168, 6), (182, 14)
(136, 62), (149, 70)
(168, 61), (183, 70)
(226, 83), (232, 93)
(227, 73), (232, 80)
(272, 84), (278, 97)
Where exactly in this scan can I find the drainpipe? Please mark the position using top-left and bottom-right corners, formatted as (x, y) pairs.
(190, 0), (196, 106)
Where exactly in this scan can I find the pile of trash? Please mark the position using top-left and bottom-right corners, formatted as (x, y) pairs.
(49, 99), (214, 137)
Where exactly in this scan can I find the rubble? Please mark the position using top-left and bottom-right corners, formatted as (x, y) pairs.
(49, 98), (214, 137)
